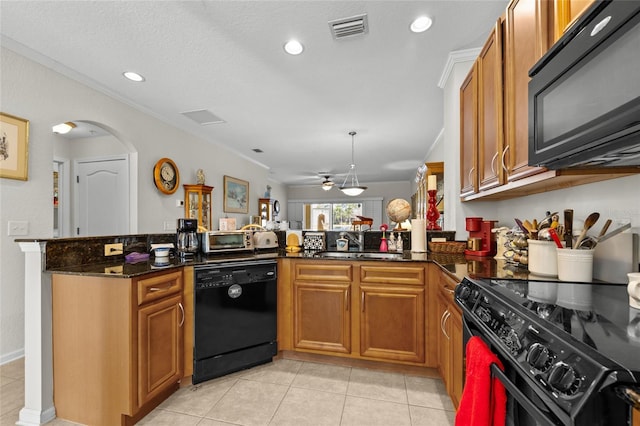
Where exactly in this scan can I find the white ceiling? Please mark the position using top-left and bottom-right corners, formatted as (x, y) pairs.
(1, 0), (507, 187)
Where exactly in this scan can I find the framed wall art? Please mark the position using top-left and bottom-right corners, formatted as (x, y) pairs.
(0, 112), (30, 180)
(223, 175), (249, 214)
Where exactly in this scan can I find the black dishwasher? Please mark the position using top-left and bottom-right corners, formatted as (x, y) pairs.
(193, 259), (277, 384)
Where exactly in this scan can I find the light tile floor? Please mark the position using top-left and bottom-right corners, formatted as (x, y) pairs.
(1, 357), (455, 426)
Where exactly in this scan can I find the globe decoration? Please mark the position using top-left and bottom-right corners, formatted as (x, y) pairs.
(386, 198), (412, 230)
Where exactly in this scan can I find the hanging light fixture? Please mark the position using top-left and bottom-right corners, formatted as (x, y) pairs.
(340, 131), (367, 196)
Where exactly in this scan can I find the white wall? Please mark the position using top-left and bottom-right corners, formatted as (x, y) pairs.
(0, 47), (285, 362)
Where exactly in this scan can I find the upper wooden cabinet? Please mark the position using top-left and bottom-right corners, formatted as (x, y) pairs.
(503, 0), (551, 182)
(460, 63), (478, 197)
(553, 0), (595, 41)
(460, 0), (637, 201)
(477, 19), (505, 192)
(460, 18), (504, 196)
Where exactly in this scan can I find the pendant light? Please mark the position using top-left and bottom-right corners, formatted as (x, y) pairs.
(340, 131), (367, 196)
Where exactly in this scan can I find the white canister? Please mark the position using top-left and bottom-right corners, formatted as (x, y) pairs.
(557, 248), (594, 282)
(528, 240), (559, 277)
(628, 272), (640, 310)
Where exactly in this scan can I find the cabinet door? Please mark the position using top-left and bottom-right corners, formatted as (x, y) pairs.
(554, 0), (594, 41)
(477, 19), (505, 192)
(448, 305), (464, 409)
(504, 0), (550, 182)
(138, 294), (183, 407)
(293, 281), (351, 354)
(437, 292), (451, 387)
(360, 285), (425, 363)
(460, 62), (478, 196)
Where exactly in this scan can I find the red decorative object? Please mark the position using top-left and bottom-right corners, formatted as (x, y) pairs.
(426, 190), (441, 230)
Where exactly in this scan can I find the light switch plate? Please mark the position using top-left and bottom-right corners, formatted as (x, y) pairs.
(7, 220), (29, 236)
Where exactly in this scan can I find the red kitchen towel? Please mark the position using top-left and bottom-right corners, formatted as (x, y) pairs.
(455, 336), (507, 426)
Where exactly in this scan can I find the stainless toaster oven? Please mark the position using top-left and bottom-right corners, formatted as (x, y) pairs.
(200, 230), (254, 253)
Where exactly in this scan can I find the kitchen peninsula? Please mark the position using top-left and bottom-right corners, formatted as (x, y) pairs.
(16, 230), (518, 425)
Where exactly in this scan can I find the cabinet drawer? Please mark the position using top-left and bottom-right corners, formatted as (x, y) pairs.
(294, 263), (353, 282)
(137, 271), (183, 305)
(360, 265), (424, 286)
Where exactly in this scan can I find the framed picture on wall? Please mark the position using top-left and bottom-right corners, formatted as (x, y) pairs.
(223, 175), (249, 213)
(0, 112), (30, 180)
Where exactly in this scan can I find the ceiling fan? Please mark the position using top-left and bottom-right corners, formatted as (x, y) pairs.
(321, 175), (335, 191)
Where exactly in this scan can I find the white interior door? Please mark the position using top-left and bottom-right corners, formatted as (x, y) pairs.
(75, 156), (129, 236)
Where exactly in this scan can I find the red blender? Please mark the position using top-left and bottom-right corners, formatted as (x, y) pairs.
(464, 217), (497, 257)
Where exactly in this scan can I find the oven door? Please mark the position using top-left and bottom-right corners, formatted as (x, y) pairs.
(462, 317), (565, 426)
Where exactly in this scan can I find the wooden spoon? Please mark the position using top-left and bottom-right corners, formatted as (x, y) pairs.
(573, 212), (600, 249)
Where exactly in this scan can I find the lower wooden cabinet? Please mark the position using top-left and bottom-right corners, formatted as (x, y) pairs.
(282, 259), (428, 366)
(437, 269), (464, 408)
(360, 284), (425, 363)
(52, 270), (184, 426)
(293, 281), (351, 354)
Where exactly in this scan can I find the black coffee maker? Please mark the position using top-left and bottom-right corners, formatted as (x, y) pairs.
(176, 218), (199, 258)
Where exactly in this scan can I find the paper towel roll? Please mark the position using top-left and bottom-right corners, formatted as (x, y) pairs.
(411, 219), (426, 252)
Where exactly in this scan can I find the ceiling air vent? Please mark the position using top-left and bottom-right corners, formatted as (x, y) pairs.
(328, 14), (368, 39)
(181, 109), (225, 125)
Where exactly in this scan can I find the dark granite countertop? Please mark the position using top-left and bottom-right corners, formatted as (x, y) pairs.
(44, 247), (533, 282)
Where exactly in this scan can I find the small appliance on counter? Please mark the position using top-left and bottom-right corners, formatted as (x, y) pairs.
(176, 218), (199, 258)
(464, 217), (497, 257)
(200, 230), (253, 254)
(253, 231), (279, 250)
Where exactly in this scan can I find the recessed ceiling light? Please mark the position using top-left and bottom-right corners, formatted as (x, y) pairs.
(410, 16), (433, 33)
(284, 40), (304, 55)
(123, 71), (145, 82)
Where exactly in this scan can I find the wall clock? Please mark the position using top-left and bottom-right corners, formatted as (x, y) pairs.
(153, 158), (180, 194)
(273, 200), (280, 214)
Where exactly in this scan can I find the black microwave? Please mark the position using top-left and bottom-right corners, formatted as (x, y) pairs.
(528, 0), (640, 169)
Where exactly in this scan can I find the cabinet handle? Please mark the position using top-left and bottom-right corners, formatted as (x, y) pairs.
(440, 309), (448, 334)
(446, 288), (455, 294)
(178, 302), (185, 327)
(501, 145), (510, 172)
(468, 167), (475, 187)
(345, 289), (349, 312)
(491, 151), (499, 176)
(149, 285), (172, 292)
(443, 311), (451, 340)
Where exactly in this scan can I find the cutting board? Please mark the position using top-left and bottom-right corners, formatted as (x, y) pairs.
(593, 232), (637, 284)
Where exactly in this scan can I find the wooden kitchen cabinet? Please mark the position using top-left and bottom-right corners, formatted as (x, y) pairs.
(184, 184), (213, 231)
(503, 0), (551, 182)
(281, 259), (430, 367)
(459, 18), (504, 196)
(553, 0), (594, 41)
(460, 0), (637, 201)
(460, 64), (478, 197)
(292, 262), (352, 354)
(359, 265), (425, 363)
(477, 18), (505, 192)
(52, 269), (184, 426)
(436, 268), (463, 409)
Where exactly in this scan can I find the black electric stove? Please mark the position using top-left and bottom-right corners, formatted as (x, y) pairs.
(456, 277), (640, 425)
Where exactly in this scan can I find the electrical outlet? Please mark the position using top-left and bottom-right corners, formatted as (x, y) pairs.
(104, 243), (123, 256)
(7, 220), (29, 236)
(163, 221), (175, 231)
(176, 200), (184, 207)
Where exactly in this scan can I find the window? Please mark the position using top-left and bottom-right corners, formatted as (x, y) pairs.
(305, 203), (363, 230)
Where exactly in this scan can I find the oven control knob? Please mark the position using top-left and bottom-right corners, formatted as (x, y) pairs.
(526, 343), (551, 370)
(548, 362), (578, 393)
(457, 286), (471, 300)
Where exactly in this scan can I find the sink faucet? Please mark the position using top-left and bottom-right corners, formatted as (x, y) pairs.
(339, 231), (364, 252)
